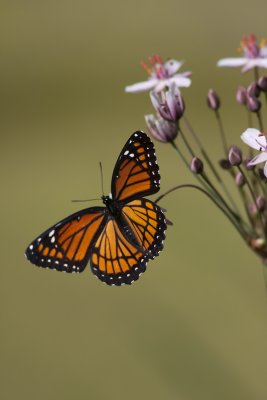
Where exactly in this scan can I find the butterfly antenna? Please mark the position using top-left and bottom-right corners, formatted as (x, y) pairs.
(71, 198), (100, 203)
(99, 161), (104, 197)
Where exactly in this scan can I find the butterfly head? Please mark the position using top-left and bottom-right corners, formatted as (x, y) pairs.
(102, 194), (120, 217)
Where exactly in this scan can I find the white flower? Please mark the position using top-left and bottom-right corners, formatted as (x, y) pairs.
(241, 128), (267, 176)
(217, 35), (267, 73)
(125, 55), (191, 93)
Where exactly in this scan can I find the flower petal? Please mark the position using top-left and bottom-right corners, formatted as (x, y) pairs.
(125, 79), (158, 93)
(260, 46), (267, 57)
(170, 75), (191, 87)
(254, 59), (267, 69)
(264, 162), (267, 177)
(241, 59), (263, 72)
(155, 80), (169, 92)
(248, 152), (267, 166)
(241, 128), (266, 150)
(217, 58), (247, 67)
(164, 59), (183, 75)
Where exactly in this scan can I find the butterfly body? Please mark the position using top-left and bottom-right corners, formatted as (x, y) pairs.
(25, 131), (167, 285)
(101, 194), (121, 217)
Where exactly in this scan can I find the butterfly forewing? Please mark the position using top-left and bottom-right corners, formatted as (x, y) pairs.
(111, 131), (160, 203)
(25, 208), (107, 273)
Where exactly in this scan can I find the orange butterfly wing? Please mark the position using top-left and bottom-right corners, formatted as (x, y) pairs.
(25, 208), (107, 273)
(25, 131), (167, 285)
(90, 200), (166, 285)
(111, 131), (160, 202)
(121, 199), (166, 256)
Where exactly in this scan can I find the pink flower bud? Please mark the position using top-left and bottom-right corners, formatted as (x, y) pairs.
(247, 82), (260, 98)
(190, 157), (203, 174)
(235, 171), (245, 187)
(228, 146), (242, 166)
(246, 95), (261, 112)
(219, 159), (231, 170)
(207, 89), (220, 111)
(258, 76), (267, 92)
(256, 196), (266, 212)
(236, 86), (247, 105)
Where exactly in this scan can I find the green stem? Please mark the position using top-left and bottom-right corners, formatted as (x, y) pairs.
(155, 184), (248, 241)
(256, 111), (264, 132)
(171, 139), (248, 234)
(215, 110), (228, 156)
(254, 66), (259, 82)
(170, 140), (211, 194)
(182, 117), (240, 215)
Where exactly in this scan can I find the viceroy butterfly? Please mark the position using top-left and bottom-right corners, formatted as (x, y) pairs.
(25, 131), (167, 285)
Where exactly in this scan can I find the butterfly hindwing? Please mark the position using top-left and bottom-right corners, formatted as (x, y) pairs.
(89, 200), (166, 286)
(90, 218), (150, 285)
(111, 131), (160, 203)
(25, 208), (107, 273)
(121, 198), (166, 257)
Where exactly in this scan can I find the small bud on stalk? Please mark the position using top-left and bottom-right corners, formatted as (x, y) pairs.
(256, 196), (266, 212)
(228, 146), (242, 166)
(219, 159), (231, 170)
(257, 76), (267, 92)
(236, 86), (247, 105)
(246, 95), (261, 113)
(235, 171), (245, 187)
(247, 82), (260, 98)
(207, 89), (220, 110)
(190, 157), (203, 174)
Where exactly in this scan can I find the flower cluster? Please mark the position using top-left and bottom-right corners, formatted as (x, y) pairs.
(125, 38), (267, 267)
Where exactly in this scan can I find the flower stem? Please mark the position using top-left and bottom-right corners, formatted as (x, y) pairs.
(170, 140), (210, 193)
(215, 110), (228, 156)
(171, 139), (248, 233)
(182, 117), (240, 215)
(256, 111), (264, 132)
(155, 184), (248, 241)
(254, 67), (259, 82)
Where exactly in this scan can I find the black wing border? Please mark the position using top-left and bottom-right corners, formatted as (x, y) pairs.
(111, 131), (161, 203)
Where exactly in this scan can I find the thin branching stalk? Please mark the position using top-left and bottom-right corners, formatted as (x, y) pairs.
(182, 117), (240, 215)
(215, 110), (228, 156)
(155, 184), (249, 241)
(254, 66), (259, 82)
(256, 111), (264, 132)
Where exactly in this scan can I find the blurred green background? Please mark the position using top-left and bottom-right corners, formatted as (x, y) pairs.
(1, 1), (267, 399)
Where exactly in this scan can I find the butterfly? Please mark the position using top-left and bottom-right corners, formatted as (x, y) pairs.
(25, 131), (167, 286)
